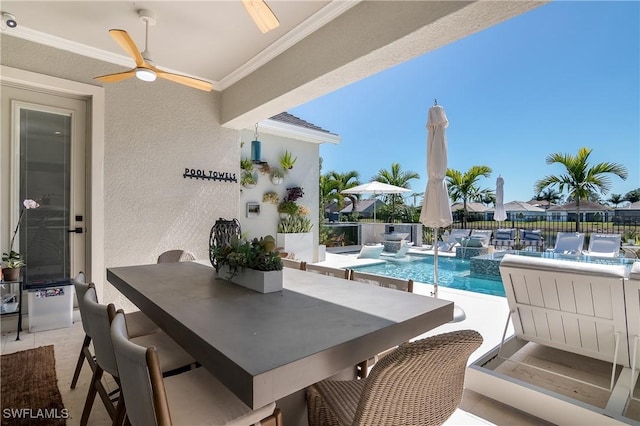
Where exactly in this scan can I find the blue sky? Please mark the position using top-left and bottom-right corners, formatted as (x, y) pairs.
(290, 1), (639, 206)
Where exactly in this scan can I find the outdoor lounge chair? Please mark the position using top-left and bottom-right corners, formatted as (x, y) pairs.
(438, 229), (471, 252)
(492, 228), (516, 250)
(519, 229), (544, 251)
(357, 243), (384, 259)
(380, 240), (412, 258)
(498, 254), (629, 392)
(306, 330), (482, 426)
(583, 233), (621, 257)
(464, 229), (493, 248)
(549, 232), (585, 255)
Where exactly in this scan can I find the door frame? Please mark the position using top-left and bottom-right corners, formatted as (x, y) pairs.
(1, 65), (105, 299)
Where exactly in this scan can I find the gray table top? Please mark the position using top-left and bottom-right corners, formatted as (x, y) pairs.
(107, 261), (453, 409)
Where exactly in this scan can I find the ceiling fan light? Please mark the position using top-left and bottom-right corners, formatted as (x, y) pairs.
(135, 67), (156, 82)
(242, 0), (279, 34)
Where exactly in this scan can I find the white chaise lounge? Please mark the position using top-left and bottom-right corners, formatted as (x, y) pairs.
(468, 254), (634, 425)
(583, 233), (622, 257)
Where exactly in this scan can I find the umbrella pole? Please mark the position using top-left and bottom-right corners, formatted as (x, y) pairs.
(433, 227), (438, 298)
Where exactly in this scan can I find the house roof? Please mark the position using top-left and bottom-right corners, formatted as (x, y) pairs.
(617, 201), (640, 210)
(270, 112), (337, 136)
(486, 201), (545, 213)
(547, 200), (613, 212)
(451, 202), (488, 213)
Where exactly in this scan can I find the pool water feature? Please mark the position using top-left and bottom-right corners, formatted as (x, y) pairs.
(351, 255), (507, 297)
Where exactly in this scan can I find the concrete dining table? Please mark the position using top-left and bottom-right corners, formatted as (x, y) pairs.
(106, 261), (453, 422)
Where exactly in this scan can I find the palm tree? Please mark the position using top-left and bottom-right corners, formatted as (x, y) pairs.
(607, 194), (624, 208)
(446, 165), (492, 228)
(535, 147), (628, 232)
(326, 170), (361, 209)
(535, 188), (562, 209)
(372, 162), (419, 221)
(625, 188), (640, 203)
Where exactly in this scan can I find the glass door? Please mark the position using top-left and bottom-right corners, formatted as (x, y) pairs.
(3, 85), (87, 286)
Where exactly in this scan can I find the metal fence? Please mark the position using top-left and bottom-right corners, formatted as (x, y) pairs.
(322, 215), (640, 249)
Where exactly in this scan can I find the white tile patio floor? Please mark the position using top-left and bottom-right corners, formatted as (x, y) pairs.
(0, 252), (552, 425)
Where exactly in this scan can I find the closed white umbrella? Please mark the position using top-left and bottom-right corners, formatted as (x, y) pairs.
(342, 181), (410, 222)
(494, 175), (507, 222)
(419, 103), (452, 299)
(419, 102), (465, 322)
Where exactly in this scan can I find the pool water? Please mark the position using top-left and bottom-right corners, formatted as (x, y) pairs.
(351, 255), (507, 297)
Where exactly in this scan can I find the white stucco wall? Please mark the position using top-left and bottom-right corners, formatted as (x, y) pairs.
(1, 36), (239, 308)
(238, 129), (320, 259)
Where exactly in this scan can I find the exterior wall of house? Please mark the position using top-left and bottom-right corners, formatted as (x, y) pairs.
(1, 36), (239, 307)
(238, 129), (320, 259)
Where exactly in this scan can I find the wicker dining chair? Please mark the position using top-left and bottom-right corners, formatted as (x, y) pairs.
(111, 311), (282, 426)
(306, 330), (482, 426)
(157, 249), (196, 263)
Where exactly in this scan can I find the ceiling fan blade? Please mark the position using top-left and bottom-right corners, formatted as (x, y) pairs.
(109, 29), (145, 66)
(242, 0), (280, 33)
(155, 69), (213, 92)
(94, 70), (136, 83)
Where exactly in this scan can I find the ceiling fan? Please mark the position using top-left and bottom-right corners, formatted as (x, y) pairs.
(94, 10), (213, 92)
(94, 3), (279, 92)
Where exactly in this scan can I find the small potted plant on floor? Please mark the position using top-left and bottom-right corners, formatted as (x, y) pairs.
(211, 235), (284, 293)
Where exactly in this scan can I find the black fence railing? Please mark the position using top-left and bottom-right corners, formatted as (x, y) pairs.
(322, 216), (640, 249)
(451, 217), (640, 248)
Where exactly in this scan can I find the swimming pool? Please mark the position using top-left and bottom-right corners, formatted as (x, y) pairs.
(351, 255), (507, 297)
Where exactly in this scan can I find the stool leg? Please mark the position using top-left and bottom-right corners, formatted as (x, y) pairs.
(71, 334), (91, 389)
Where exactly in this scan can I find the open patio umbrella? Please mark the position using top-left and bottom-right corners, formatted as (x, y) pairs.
(419, 103), (452, 299)
(342, 181), (410, 222)
(494, 175), (507, 222)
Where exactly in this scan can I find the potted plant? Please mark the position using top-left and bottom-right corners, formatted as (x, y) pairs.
(277, 200), (299, 218)
(3, 198), (40, 281)
(240, 158), (254, 171)
(241, 171), (258, 188)
(279, 150), (297, 171)
(262, 191), (279, 205)
(270, 167), (285, 185)
(211, 235), (283, 293)
(623, 229), (638, 245)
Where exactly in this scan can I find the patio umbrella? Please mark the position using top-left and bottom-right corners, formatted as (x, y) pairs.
(419, 103), (452, 299)
(342, 181), (410, 222)
(494, 175), (507, 222)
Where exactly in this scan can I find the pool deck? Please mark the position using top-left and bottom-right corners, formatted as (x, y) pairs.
(316, 250), (513, 363)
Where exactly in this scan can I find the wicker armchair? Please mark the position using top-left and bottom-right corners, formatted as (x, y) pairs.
(306, 330), (482, 426)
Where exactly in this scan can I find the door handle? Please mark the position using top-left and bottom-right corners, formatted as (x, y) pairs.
(68, 227), (83, 234)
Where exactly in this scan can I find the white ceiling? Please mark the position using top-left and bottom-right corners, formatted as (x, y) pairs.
(1, 1), (356, 91)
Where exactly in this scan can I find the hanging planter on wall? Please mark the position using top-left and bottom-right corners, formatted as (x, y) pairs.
(271, 168), (284, 185)
(241, 170), (258, 188)
(279, 150), (297, 171)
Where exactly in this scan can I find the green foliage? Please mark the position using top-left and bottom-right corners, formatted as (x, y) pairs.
(535, 147), (628, 232)
(240, 158), (254, 171)
(625, 189), (640, 203)
(2, 250), (24, 269)
(277, 200), (299, 215)
(446, 165), (493, 228)
(241, 171), (257, 186)
(279, 150), (297, 170)
(211, 235), (283, 275)
(278, 215), (313, 233)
